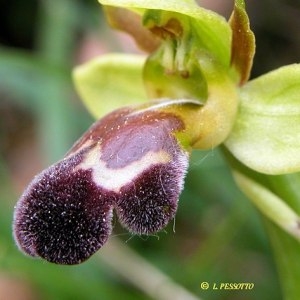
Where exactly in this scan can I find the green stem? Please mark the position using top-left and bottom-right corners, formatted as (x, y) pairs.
(265, 173), (300, 300)
(99, 238), (201, 300)
(265, 218), (300, 300)
(35, 0), (79, 163)
(222, 147), (300, 300)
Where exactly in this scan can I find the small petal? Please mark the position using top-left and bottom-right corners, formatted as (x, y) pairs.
(104, 6), (161, 52)
(229, 0), (255, 85)
(13, 151), (114, 265)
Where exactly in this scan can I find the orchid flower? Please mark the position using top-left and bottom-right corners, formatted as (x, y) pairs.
(13, 0), (300, 281)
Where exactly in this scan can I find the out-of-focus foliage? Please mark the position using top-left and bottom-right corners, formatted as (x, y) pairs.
(1, 0), (299, 299)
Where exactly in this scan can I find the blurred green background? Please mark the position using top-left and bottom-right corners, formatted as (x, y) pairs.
(1, 0), (299, 299)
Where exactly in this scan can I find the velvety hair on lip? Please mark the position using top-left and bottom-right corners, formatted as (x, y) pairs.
(13, 107), (189, 265)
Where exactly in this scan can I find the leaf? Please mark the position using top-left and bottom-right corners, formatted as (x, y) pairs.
(229, 0), (255, 85)
(98, 0), (232, 67)
(225, 64), (300, 174)
(73, 54), (147, 119)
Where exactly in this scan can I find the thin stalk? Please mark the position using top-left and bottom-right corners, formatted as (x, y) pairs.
(222, 146), (300, 300)
(34, 0), (79, 163)
(265, 219), (300, 300)
(99, 238), (201, 300)
(265, 173), (300, 300)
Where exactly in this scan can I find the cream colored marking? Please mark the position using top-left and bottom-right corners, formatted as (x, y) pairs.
(76, 145), (171, 192)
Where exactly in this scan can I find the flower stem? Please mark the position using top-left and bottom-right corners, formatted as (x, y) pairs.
(265, 219), (300, 300)
(222, 147), (300, 299)
(99, 238), (201, 300)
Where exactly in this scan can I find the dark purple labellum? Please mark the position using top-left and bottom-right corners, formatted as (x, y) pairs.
(13, 107), (189, 265)
(13, 151), (114, 265)
(115, 161), (186, 235)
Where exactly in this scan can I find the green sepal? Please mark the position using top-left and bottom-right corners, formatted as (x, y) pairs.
(73, 54), (147, 119)
(225, 64), (300, 174)
(98, 0), (231, 68)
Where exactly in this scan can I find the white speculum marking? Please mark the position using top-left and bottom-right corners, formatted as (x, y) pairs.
(76, 145), (171, 192)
